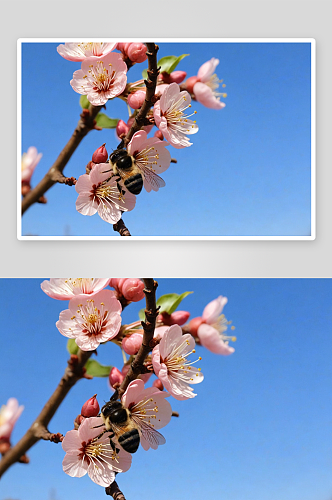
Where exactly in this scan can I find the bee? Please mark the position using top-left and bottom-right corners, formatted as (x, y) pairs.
(99, 393), (166, 454)
(108, 149), (143, 195)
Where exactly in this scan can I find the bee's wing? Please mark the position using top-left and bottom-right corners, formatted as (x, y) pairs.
(140, 166), (166, 192)
(131, 416), (166, 450)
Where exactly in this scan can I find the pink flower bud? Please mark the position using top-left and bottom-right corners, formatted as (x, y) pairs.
(121, 279), (145, 302)
(152, 378), (164, 391)
(140, 372), (152, 384)
(92, 144), (108, 163)
(185, 76), (200, 94)
(127, 43), (147, 63)
(122, 333), (143, 355)
(188, 316), (204, 337)
(158, 311), (190, 326)
(109, 367), (124, 388)
(154, 130), (164, 140)
(121, 364), (130, 377)
(116, 43), (131, 55)
(160, 71), (187, 84)
(116, 120), (130, 138)
(127, 90), (146, 109)
(81, 394), (100, 417)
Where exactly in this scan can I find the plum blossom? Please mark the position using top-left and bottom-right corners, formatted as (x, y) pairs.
(121, 379), (172, 450)
(41, 278), (110, 300)
(75, 162), (136, 225)
(191, 296), (236, 355)
(70, 52), (127, 106)
(0, 398), (24, 441)
(152, 324), (204, 400)
(153, 83), (198, 149)
(56, 289), (122, 351)
(127, 130), (171, 192)
(62, 416), (132, 487)
(21, 147), (42, 184)
(57, 42), (117, 62)
(187, 58), (226, 110)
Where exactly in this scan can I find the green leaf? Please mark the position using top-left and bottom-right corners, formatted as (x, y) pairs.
(157, 292), (193, 315)
(79, 95), (90, 109)
(142, 53), (189, 79)
(84, 359), (113, 378)
(158, 54), (189, 74)
(138, 308), (145, 321)
(95, 113), (119, 129)
(67, 338), (79, 355)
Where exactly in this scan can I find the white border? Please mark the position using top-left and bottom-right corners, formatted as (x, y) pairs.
(17, 38), (316, 241)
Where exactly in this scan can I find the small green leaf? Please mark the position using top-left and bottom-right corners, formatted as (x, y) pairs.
(157, 291), (193, 315)
(67, 338), (79, 355)
(138, 308), (145, 321)
(158, 54), (189, 74)
(84, 359), (113, 378)
(95, 113), (119, 129)
(142, 54), (189, 80)
(79, 95), (90, 109)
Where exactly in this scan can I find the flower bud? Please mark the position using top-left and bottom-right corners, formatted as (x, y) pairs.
(160, 71), (187, 84)
(81, 394), (100, 417)
(154, 130), (164, 140)
(185, 76), (200, 94)
(116, 42), (131, 55)
(152, 378), (164, 391)
(116, 119), (130, 139)
(121, 279), (145, 302)
(127, 90), (146, 110)
(109, 367), (124, 388)
(122, 333), (143, 355)
(158, 310), (190, 326)
(92, 144), (108, 164)
(127, 43), (147, 63)
(188, 316), (204, 336)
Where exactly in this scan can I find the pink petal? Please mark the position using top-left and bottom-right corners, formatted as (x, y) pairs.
(62, 452), (87, 477)
(193, 82), (226, 110)
(122, 379), (145, 407)
(197, 58), (220, 82)
(202, 296), (228, 323)
(198, 323), (235, 355)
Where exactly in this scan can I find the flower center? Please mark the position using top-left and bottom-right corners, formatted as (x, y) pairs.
(163, 340), (202, 379)
(206, 74), (227, 100)
(84, 61), (116, 94)
(80, 438), (118, 468)
(164, 95), (197, 133)
(211, 314), (236, 343)
(134, 146), (161, 172)
(69, 299), (109, 337)
(129, 397), (160, 428)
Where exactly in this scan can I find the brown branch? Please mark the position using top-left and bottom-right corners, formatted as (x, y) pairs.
(113, 218), (131, 236)
(106, 480), (126, 500)
(21, 105), (102, 215)
(122, 43), (159, 148)
(0, 349), (93, 478)
(117, 279), (159, 398)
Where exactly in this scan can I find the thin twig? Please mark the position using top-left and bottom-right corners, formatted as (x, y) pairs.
(122, 43), (159, 148)
(105, 480), (126, 500)
(113, 218), (131, 236)
(21, 105), (101, 215)
(117, 279), (159, 398)
(0, 350), (93, 478)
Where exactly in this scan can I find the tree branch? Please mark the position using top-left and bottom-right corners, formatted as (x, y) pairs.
(0, 350), (93, 478)
(122, 43), (159, 148)
(117, 279), (159, 398)
(105, 480), (126, 500)
(113, 218), (131, 236)
(21, 105), (102, 215)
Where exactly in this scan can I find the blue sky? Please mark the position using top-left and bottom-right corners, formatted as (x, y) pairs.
(0, 278), (331, 500)
(20, 41), (312, 237)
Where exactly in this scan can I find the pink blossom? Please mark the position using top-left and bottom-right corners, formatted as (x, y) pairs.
(121, 278), (145, 302)
(127, 43), (148, 63)
(158, 311), (190, 327)
(197, 296), (236, 355)
(116, 119), (129, 138)
(153, 83), (198, 148)
(62, 416), (132, 487)
(193, 58), (226, 110)
(70, 52), (127, 106)
(152, 325), (204, 400)
(127, 90), (146, 109)
(0, 398), (24, 441)
(75, 162), (136, 225)
(40, 278), (110, 301)
(21, 147), (42, 184)
(127, 130), (171, 192)
(56, 289), (122, 351)
(121, 333), (143, 355)
(160, 71), (187, 84)
(121, 379), (172, 450)
(109, 367), (124, 389)
(57, 42), (117, 62)
(92, 144), (108, 164)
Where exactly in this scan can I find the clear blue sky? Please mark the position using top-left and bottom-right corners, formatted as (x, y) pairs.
(20, 41), (312, 237)
(1, 278), (331, 500)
